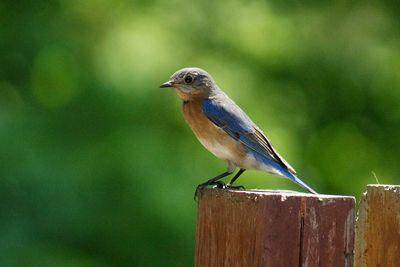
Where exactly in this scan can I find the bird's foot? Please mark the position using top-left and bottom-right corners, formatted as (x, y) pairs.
(194, 181), (226, 200)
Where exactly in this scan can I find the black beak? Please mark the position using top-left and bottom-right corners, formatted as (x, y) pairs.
(160, 81), (173, 88)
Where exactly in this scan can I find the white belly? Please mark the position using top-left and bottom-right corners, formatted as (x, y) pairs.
(197, 137), (235, 161)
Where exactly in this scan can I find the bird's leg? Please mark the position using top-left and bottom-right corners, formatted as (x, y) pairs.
(194, 171), (233, 199)
(226, 168), (246, 189)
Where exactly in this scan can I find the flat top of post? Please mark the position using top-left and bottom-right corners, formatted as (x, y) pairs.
(198, 188), (355, 202)
(366, 184), (400, 190)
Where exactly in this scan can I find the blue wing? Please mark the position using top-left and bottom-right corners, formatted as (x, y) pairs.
(202, 97), (296, 174)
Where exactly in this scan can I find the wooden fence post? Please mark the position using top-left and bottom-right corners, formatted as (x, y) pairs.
(195, 189), (355, 267)
(355, 184), (400, 267)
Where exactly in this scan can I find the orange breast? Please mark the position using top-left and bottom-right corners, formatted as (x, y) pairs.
(182, 101), (246, 163)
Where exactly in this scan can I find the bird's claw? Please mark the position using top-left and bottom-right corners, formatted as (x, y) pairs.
(214, 181), (226, 189)
(194, 182), (245, 200)
(194, 181), (226, 200)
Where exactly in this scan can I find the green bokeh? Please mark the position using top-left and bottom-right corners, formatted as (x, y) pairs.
(1, 0), (399, 266)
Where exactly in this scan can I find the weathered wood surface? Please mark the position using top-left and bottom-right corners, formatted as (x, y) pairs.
(355, 184), (400, 267)
(195, 189), (355, 267)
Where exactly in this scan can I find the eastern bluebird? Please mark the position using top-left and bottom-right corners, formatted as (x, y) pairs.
(160, 67), (317, 195)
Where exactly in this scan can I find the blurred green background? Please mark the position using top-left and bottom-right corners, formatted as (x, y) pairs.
(1, 0), (400, 266)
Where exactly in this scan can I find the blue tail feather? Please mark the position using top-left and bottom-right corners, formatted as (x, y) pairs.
(276, 166), (318, 194)
(287, 173), (318, 194)
(253, 152), (318, 194)
(274, 163), (318, 194)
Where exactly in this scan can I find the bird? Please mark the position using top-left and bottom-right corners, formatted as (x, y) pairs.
(160, 67), (317, 196)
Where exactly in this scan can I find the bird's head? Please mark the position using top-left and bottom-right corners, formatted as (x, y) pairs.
(160, 67), (217, 101)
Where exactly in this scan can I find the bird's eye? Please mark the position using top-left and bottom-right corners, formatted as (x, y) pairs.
(184, 75), (193, 84)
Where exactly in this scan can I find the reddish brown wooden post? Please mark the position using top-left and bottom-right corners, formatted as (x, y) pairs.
(195, 189), (355, 267)
(355, 184), (400, 267)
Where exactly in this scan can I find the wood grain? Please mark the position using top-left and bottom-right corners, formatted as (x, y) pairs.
(355, 184), (400, 267)
(195, 189), (355, 267)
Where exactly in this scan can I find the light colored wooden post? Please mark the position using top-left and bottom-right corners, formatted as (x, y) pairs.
(195, 189), (355, 267)
(355, 184), (400, 267)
